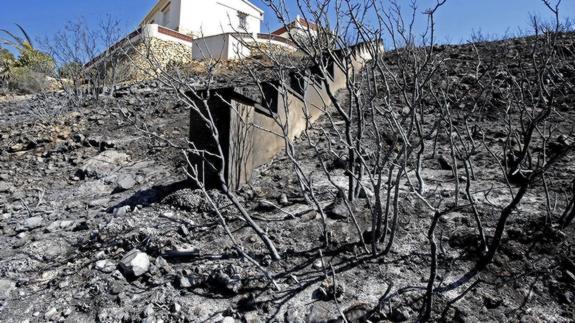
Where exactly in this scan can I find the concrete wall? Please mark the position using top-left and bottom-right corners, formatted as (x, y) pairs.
(188, 42), (377, 189)
(192, 33), (253, 60)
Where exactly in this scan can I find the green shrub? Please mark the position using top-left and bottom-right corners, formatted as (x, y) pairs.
(15, 43), (55, 74)
(1, 25), (56, 94)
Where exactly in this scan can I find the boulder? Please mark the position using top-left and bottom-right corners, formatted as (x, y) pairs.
(16, 216), (43, 232)
(77, 150), (129, 179)
(324, 190), (352, 220)
(114, 174), (136, 192)
(119, 249), (150, 277)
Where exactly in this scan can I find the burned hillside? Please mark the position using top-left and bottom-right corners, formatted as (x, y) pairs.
(0, 26), (575, 323)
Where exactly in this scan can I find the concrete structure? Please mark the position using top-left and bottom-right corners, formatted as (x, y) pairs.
(271, 16), (319, 40)
(140, 0), (264, 38)
(188, 42), (377, 189)
(192, 32), (295, 60)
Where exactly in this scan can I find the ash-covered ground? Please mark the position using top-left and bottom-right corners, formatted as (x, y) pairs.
(0, 34), (574, 323)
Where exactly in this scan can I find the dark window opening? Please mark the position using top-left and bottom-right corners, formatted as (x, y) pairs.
(238, 12), (248, 30)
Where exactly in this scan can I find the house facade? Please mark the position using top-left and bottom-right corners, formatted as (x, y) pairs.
(140, 0), (264, 38)
(87, 0), (323, 77)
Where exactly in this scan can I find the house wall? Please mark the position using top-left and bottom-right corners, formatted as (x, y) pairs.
(178, 0), (262, 37)
(144, 0), (182, 31)
(192, 33), (251, 60)
(192, 34), (231, 60)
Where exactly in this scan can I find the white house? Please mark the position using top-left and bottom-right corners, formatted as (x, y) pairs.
(140, 0), (264, 38)
(88, 0), (320, 70)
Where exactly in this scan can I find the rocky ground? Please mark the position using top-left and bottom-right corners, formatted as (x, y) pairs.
(0, 34), (575, 323)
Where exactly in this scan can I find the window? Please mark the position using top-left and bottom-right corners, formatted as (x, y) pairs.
(162, 3), (171, 26)
(238, 12), (248, 30)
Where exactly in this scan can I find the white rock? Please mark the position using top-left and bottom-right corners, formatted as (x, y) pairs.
(78, 150), (129, 179)
(23, 216), (43, 230)
(114, 205), (131, 216)
(0, 279), (15, 299)
(119, 249), (150, 277)
(44, 307), (58, 320)
(95, 259), (117, 273)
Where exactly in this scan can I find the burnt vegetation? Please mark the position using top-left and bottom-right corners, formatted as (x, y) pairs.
(1, 0), (575, 322)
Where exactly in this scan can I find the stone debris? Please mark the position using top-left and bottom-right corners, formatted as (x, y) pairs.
(0, 279), (15, 300)
(16, 216), (43, 232)
(119, 249), (150, 277)
(324, 189), (351, 220)
(115, 174), (136, 192)
(77, 150), (130, 179)
(95, 259), (117, 273)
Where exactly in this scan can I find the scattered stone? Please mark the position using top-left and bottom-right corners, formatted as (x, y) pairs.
(208, 266), (242, 295)
(95, 259), (117, 273)
(45, 220), (77, 233)
(77, 150), (129, 179)
(324, 189), (351, 220)
(388, 308), (409, 322)
(278, 193), (289, 206)
(437, 155), (453, 171)
(9, 143), (25, 153)
(88, 198), (111, 208)
(178, 275), (192, 289)
(563, 270), (575, 284)
(220, 317), (235, 323)
(44, 307), (58, 320)
(178, 224), (189, 237)
(312, 259), (324, 270)
(62, 308), (72, 317)
(114, 174), (136, 192)
(162, 189), (206, 211)
(358, 186), (374, 199)
(119, 249), (150, 278)
(316, 278), (345, 301)
(256, 199), (276, 212)
(17, 216), (43, 232)
(483, 295), (503, 309)
(0, 279), (15, 299)
(114, 205), (131, 216)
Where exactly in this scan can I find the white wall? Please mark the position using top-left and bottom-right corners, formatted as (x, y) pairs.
(192, 33), (251, 60)
(178, 0), (262, 37)
(144, 0), (182, 31)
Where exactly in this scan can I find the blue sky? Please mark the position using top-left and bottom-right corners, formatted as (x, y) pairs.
(0, 0), (573, 51)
